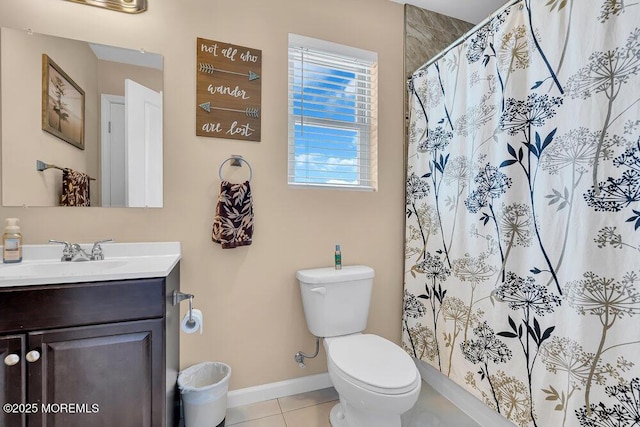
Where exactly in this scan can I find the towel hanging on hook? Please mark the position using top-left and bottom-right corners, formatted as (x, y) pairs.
(212, 179), (254, 248)
(213, 155), (254, 248)
(218, 155), (253, 182)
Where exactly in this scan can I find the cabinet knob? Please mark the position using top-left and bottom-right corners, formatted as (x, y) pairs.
(4, 354), (20, 366)
(26, 350), (40, 363)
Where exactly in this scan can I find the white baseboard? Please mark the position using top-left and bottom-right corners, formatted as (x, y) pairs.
(227, 373), (332, 408)
(415, 359), (515, 427)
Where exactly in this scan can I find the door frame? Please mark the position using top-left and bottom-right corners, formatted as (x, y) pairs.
(100, 94), (125, 207)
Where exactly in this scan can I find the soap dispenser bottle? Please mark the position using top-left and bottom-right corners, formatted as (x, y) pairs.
(3, 218), (22, 263)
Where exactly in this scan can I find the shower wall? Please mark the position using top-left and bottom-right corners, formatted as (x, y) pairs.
(404, 4), (474, 79)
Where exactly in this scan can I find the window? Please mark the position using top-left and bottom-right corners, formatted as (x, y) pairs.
(288, 34), (378, 190)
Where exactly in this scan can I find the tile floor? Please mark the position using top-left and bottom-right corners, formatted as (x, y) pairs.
(225, 380), (480, 427)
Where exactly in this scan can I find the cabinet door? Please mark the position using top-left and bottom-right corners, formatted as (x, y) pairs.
(27, 319), (163, 427)
(1, 335), (26, 427)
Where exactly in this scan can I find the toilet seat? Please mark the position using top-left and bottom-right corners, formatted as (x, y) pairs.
(327, 334), (419, 395)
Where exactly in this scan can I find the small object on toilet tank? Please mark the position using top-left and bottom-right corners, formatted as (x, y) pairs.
(335, 244), (342, 270)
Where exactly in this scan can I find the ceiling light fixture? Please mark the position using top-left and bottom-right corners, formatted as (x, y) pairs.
(63, 0), (147, 14)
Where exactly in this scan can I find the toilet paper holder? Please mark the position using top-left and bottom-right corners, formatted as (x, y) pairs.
(173, 291), (195, 325)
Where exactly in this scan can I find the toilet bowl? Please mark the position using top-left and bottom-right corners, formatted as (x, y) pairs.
(296, 266), (421, 427)
(324, 334), (421, 427)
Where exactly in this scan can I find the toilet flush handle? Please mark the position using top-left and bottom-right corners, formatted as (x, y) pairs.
(310, 287), (326, 295)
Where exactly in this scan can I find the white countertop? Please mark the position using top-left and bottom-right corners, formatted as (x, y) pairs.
(0, 242), (181, 287)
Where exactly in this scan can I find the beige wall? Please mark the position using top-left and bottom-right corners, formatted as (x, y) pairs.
(0, 0), (405, 390)
(97, 60), (162, 97)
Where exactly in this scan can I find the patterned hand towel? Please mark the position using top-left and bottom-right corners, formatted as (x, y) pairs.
(212, 180), (254, 248)
(61, 169), (91, 207)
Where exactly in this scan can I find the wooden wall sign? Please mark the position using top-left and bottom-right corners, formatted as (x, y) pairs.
(196, 37), (261, 141)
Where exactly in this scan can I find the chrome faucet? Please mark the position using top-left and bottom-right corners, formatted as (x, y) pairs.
(90, 239), (113, 260)
(49, 240), (73, 261)
(69, 243), (91, 262)
(49, 239), (113, 262)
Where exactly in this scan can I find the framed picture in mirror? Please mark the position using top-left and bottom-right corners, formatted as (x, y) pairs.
(41, 54), (85, 150)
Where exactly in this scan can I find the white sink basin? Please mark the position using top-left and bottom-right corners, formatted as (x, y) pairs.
(0, 242), (180, 287)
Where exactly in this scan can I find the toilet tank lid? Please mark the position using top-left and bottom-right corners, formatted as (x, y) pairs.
(296, 265), (374, 284)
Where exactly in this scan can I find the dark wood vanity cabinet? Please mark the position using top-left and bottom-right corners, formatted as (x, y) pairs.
(1, 334), (26, 427)
(0, 266), (180, 427)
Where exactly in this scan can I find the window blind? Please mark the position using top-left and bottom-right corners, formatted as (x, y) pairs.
(288, 35), (378, 190)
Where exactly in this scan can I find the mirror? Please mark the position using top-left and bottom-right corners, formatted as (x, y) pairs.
(0, 27), (163, 207)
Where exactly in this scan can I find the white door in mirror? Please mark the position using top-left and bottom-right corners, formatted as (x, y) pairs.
(101, 95), (127, 207)
(125, 79), (163, 208)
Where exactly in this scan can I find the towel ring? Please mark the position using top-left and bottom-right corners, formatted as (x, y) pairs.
(218, 155), (253, 182)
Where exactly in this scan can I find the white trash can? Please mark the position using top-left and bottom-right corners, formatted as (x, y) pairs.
(178, 362), (232, 427)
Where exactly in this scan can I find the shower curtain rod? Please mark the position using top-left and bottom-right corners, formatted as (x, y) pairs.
(418, 0), (523, 71)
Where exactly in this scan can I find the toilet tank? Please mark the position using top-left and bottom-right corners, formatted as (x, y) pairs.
(297, 265), (374, 337)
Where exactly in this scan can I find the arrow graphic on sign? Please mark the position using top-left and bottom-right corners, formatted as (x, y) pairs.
(198, 102), (260, 118)
(199, 63), (260, 81)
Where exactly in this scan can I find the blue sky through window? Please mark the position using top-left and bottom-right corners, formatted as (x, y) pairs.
(293, 124), (359, 184)
(291, 60), (363, 185)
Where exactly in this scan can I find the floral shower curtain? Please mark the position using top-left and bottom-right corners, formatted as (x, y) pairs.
(403, 1), (640, 426)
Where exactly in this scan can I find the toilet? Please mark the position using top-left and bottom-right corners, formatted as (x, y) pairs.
(297, 265), (421, 427)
